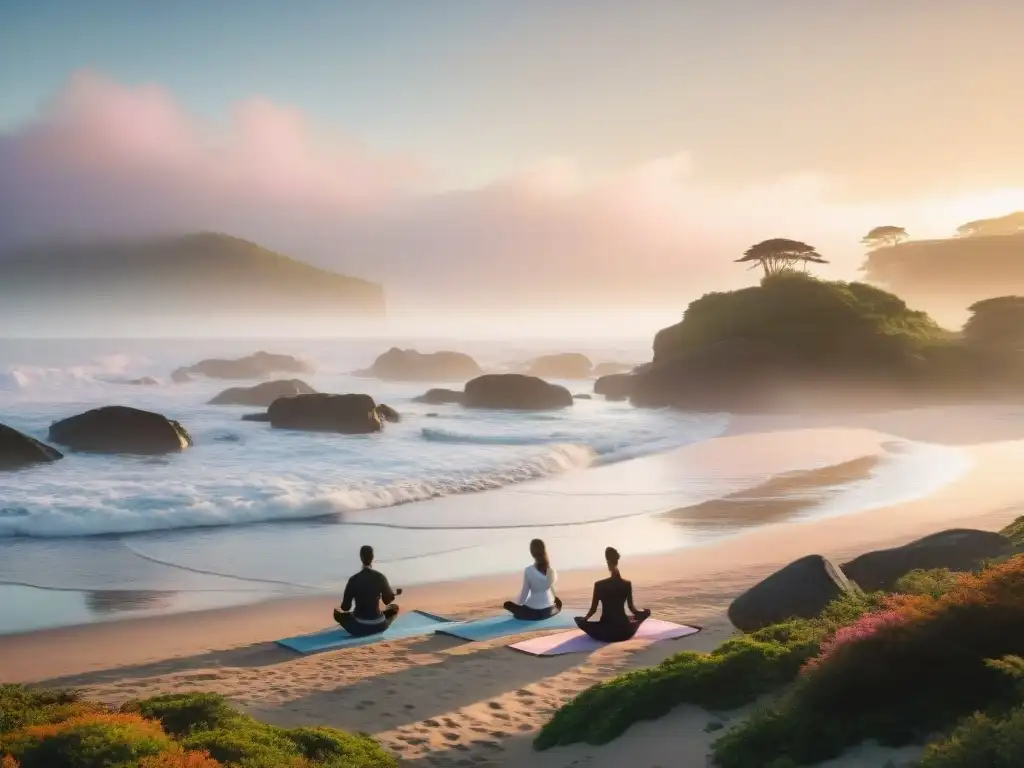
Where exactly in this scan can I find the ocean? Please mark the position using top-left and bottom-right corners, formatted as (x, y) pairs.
(0, 337), (972, 634)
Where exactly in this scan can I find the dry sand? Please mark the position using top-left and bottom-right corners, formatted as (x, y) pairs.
(4, 404), (1024, 767)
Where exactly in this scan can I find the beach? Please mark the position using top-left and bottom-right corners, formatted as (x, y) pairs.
(5, 404), (1024, 767)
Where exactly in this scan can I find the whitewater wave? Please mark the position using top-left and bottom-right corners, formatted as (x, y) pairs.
(0, 443), (596, 538)
(0, 354), (150, 393)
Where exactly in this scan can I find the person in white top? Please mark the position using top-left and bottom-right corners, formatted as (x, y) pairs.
(503, 538), (563, 620)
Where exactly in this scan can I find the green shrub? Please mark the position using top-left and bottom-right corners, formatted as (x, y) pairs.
(1001, 514), (1024, 551)
(893, 568), (960, 598)
(534, 592), (880, 750)
(916, 707), (1024, 767)
(2, 712), (173, 768)
(179, 723), (298, 767)
(712, 556), (1024, 766)
(122, 693), (244, 737)
(0, 685), (99, 735)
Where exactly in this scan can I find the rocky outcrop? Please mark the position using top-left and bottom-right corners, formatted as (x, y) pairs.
(267, 394), (383, 434)
(376, 404), (401, 423)
(592, 362), (633, 377)
(594, 373), (635, 401)
(356, 348), (482, 382)
(526, 353), (592, 379)
(127, 376), (159, 386)
(463, 374), (573, 410)
(573, 394), (593, 400)
(840, 529), (1012, 591)
(172, 351), (311, 381)
(209, 379), (316, 407)
(241, 412), (271, 422)
(49, 406), (193, 454)
(413, 388), (465, 405)
(728, 555), (855, 632)
(0, 423), (63, 470)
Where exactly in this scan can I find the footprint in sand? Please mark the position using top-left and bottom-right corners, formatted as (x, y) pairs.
(514, 689), (536, 699)
(442, 731), (460, 741)
(423, 718), (441, 727)
(486, 701), (504, 710)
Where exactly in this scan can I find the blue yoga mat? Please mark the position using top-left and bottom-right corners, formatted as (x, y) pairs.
(435, 609), (582, 642)
(276, 610), (458, 654)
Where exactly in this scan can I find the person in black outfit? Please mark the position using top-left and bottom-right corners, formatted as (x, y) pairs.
(333, 545), (402, 637)
(574, 546), (651, 643)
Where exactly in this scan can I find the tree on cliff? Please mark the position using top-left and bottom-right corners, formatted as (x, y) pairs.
(861, 226), (908, 249)
(736, 239), (828, 277)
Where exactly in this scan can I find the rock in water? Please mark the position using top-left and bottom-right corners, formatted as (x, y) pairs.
(375, 404), (401, 423)
(0, 423), (63, 469)
(209, 379), (316, 406)
(356, 348), (482, 382)
(267, 393), (383, 434)
(728, 555), (854, 632)
(594, 373), (635, 400)
(49, 406), (192, 454)
(172, 351), (311, 381)
(526, 353), (593, 379)
(841, 529), (1012, 591)
(241, 412), (271, 422)
(463, 374), (573, 410)
(127, 376), (159, 386)
(413, 388), (465, 405)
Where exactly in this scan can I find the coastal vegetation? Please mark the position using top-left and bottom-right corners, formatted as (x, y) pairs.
(536, 516), (1024, 767)
(0, 690), (394, 768)
(601, 232), (1024, 410)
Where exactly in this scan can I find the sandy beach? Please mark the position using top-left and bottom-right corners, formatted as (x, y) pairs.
(5, 403), (1024, 767)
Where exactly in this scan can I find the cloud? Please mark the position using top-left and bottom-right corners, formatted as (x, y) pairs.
(0, 71), (1006, 314)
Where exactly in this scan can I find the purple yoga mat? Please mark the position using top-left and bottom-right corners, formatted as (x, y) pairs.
(509, 619), (701, 656)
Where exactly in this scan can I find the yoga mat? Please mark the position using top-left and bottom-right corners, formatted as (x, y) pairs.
(510, 620), (702, 656)
(277, 610), (458, 654)
(435, 610), (583, 642)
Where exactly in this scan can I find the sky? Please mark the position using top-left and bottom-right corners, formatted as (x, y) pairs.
(2, 0), (1024, 323)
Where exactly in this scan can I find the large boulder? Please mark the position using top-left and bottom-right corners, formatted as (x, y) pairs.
(840, 529), (1012, 591)
(172, 351), (311, 381)
(267, 393), (383, 434)
(594, 373), (636, 400)
(728, 555), (855, 632)
(413, 388), (465, 405)
(0, 423), (63, 470)
(209, 379), (316, 406)
(49, 406), (192, 454)
(463, 374), (573, 410)
(356, 348), (482, 382)
(526, 353), (593, 379)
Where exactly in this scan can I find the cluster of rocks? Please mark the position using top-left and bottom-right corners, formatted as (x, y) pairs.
(2, 350), (596, 471)
(727, 529), (1013, 631)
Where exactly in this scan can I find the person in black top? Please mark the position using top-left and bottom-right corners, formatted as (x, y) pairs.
(333, 545), (402, 637)
(574, 547), (651, 643)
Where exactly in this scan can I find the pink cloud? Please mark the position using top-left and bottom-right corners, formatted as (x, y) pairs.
(0, 71), (944, 313)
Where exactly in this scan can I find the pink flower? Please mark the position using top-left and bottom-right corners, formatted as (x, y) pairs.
(803, 610), (908, 672)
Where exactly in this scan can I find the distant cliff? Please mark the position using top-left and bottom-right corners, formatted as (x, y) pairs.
(861, 233), (1024, 322)
(0, 233), (385, 318)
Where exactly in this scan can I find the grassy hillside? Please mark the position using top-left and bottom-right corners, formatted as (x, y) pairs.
(0, 233), (385, 317)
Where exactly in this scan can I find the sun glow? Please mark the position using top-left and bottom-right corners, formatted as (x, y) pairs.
(933, 187), (1024, 236)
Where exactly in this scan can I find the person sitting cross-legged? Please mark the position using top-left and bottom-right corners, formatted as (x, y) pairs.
(574, 546), (651, 643)
(333, 544), (402, 637)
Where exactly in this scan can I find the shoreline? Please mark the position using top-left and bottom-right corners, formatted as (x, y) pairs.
(3, 407), (1022, 686)
(0, 418), (969, 638)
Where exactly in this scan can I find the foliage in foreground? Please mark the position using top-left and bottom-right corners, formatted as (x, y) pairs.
(533, 591), (881, 750)
(0, 689), (395, 768)
(711, 555), (1024, 767)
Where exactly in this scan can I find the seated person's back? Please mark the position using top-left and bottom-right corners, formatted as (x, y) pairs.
(343, 565), (395, 622)
(592, 575), (632, 624)
(334, 545), (401, 636)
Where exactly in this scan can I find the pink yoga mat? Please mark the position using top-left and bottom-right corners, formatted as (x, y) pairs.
(510, 619), (701, 656)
